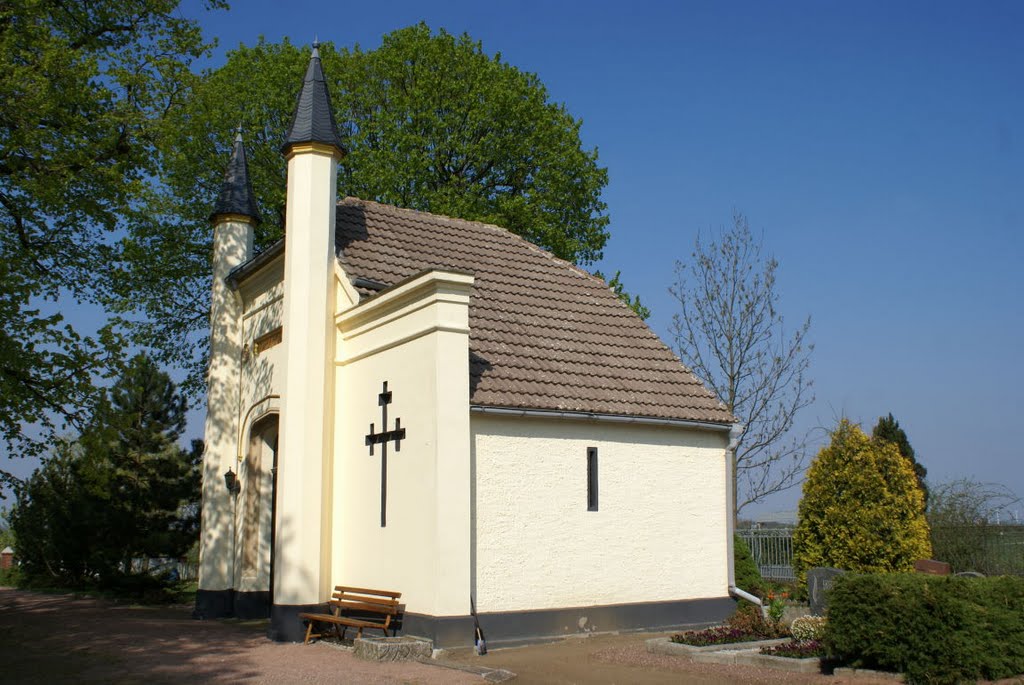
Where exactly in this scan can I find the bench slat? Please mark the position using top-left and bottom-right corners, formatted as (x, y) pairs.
(331, 592), (399, 604)
(330, 599), (399, 615)
(334, 585), (401, 598)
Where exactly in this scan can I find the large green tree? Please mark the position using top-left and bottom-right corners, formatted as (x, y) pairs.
(872, 413), (928, 507)
(793, 419), (931, 580)
(0, 0), (223, 458)
(112, 24), (611, 393)
(10, 355), (200, 584)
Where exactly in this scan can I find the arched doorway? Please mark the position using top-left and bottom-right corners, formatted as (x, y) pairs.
(237, 412), (278, 618)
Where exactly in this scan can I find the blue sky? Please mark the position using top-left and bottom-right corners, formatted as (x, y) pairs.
(8, 1), (1022, 517)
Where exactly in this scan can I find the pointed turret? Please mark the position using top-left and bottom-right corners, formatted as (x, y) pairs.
(198, 129), (256, 616)
(272, 39), (343, 638)
(282, 41), (345, 156)
(211, 128), (261, 224)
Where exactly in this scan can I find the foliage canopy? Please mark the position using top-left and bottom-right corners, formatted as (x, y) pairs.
(793, 419), (930, 578)
(113, 24), (611, 393)
(0, 0), (221, 458)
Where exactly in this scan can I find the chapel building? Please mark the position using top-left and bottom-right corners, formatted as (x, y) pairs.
(196, 43), (741, 647)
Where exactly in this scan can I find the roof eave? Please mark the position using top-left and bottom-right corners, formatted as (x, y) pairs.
(469, 404), (736, 432)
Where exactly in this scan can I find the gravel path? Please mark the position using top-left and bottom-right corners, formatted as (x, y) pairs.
(0, 588), (477, 684)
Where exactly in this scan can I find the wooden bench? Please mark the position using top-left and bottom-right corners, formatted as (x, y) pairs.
(298, 586), (402, 644)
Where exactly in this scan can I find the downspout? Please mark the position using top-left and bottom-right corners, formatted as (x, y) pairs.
(729, 585), (763, 610)
(725, 424), (764, 611)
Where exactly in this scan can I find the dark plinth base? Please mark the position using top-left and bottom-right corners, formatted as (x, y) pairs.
(398, 596), (735, 649)
(269, 602), (323, 642)
(193, 589), (271, 620)
(193, 589), (234, 619)
(235, 591), (271, 619)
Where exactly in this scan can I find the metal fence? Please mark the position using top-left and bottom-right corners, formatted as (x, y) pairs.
(739, 525), (1024, 581)
(737, 528), (795, 581)
(930, 525), (1024, 576)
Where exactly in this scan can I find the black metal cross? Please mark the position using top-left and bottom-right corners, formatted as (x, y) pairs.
(364, 381), (406, 527)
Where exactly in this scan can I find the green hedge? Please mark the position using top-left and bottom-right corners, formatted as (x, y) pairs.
(826, 573), (1024, 684)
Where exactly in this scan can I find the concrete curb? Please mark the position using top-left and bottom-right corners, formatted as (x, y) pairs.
(833, 667), (904, 681)
(414, 657), (516, 682)
(646, 637), (821, 672)
(734, 651), (821, 673)
(645, 636), (788, 655)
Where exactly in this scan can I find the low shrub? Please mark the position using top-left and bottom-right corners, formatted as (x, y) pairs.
(0, 566), (21, 587)
(761, 639), (826, 659)
(826, 572), (1024, 684)
(790, 615), (827, 642)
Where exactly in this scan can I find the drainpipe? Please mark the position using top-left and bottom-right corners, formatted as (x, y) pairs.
(729, 585), (764, 610)
(726, 423), (744, 588)
(725, 424), (765, 616)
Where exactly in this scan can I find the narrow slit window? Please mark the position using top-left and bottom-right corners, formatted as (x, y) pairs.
(587, 447), (598, 511)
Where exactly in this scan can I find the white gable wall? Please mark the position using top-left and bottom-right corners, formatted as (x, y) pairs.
(471, 414), (729, 613)
(333, 270), (475, 618)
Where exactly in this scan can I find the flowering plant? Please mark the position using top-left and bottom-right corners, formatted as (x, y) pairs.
(790, 615), (827, 642)
(760, 639), (826, 658)
(765, 591), (787, 624)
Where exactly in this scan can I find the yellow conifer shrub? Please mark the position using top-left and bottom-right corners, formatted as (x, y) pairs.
(793, 419), (931, 580)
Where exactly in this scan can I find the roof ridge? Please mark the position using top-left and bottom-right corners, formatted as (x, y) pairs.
(340, 196), (607, 273)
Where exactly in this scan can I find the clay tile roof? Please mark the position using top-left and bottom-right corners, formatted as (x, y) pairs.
(336, 198), (734, 425)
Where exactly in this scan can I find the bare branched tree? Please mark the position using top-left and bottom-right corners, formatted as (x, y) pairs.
(928, 479), (1021, 526)
(669, 213), (814, 520)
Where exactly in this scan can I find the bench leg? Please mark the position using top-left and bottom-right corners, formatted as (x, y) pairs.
(303, 620), (315, 645)
(339, 625), (347, 642)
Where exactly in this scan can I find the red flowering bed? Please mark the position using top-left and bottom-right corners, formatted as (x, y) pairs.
(671, 605), (789, 646)
(760, 639), (826, 658)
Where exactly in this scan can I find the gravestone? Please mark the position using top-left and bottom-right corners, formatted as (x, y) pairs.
(913, 559), (951, 576)
(807, 567), (845, 616)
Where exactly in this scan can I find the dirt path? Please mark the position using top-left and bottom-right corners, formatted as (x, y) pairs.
(445, 633), (903, 685)
(0, 588), (910, 685)
(0, 588), (476, 684)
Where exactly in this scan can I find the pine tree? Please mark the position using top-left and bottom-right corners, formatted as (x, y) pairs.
(793, 419), (931, 580)
(83, 354), (199, 572)
(872, 413), (928, 508)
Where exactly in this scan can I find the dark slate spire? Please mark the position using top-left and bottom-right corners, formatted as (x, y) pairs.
(282, 40), (345, 155)
(211, 127), (261, 224)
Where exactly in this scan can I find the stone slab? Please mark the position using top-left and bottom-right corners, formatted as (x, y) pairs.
(913, 559), (951, 576)
(807, 567), (845, 615)
(353, 636), (433, 661)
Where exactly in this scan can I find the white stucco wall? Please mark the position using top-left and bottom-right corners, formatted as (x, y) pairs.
(332, 270), (473, 618)
(198, 216), (253, 592)
(472, 414), (730, 613)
